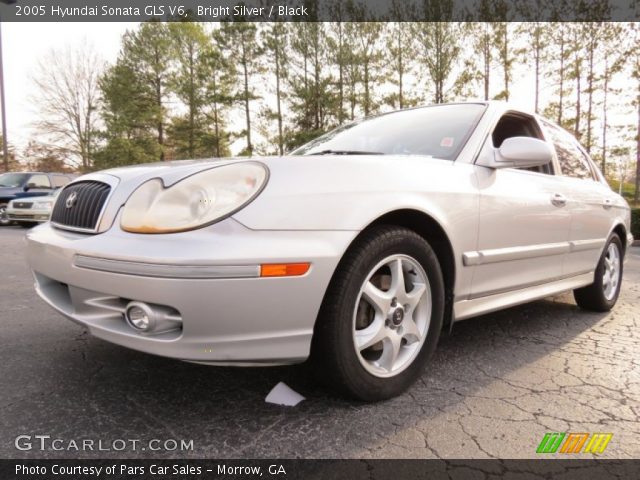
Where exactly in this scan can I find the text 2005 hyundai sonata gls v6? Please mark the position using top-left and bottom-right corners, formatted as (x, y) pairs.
(26, 102), (633, 400)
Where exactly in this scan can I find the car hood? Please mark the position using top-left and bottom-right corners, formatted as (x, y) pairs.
(77, 154), (456, 232)
(0, 186), (21, 198)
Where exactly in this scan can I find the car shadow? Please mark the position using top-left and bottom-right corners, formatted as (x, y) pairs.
(2, 289), (613, 459)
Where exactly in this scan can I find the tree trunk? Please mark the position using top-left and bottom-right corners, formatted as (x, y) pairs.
(213, 100), (220, 158)
(188, 45), (195, 158)
(364, 62), (370, 115)
(574, 45), (581, 139)
(483, 24), (490, 101)
(635, 87), (640, 202)
(601, 58), (609, 175)
(397, 25), (404, 109)
(586, 32), (596, 154)
(503, 24), (509, 101)
(274, 35), (283, 156)
(534, 25), (540, 113)
(242, 38), (252, 156)
(338, 24), (344, 123)
(155, 47), (164, 161)
(558, 28), (565, 125)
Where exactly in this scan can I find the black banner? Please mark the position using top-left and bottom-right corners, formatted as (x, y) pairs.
(0, 0), (639, 22)
(2, 459), (640, 480)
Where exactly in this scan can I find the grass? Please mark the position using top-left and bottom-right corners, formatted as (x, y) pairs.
(605, 179), (639, 239)
(607, 178), (638, 207)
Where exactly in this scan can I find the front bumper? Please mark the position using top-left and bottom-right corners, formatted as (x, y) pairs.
(26, 218), (356, 365)
(7, 206), (51, 223)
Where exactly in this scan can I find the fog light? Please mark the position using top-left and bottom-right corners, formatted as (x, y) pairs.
(125, 302), (154, 332)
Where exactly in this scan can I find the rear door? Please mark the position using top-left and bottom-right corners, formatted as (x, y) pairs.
(539, 120), (612, 276)
(469, 112), (572, 298)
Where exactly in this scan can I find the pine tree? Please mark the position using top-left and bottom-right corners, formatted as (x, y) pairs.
(168, 22), (213, 159)
(599, 23), (626, 174)
(119, 22), (172, 160)
(287, 22), (335, 148)
(218, 22), (264, 156)
(96, 62), (162, 168)
(203, 32), (235, 158)
(344, 14), (384, 116)
(412, 2), (463, 104)
(261, 22), (289, 155)
(516, 22), (550, 113)
(384, 12), (420, 109)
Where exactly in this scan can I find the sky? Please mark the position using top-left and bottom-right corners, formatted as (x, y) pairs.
(2, 22), (136, 149)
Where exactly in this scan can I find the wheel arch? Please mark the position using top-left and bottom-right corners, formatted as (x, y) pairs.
(318, 208), (457, 334)
(611, 223), (627, 256)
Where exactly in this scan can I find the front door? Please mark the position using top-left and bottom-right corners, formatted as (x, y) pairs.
(468, 113), (572, 299)
(470, 166), (572, 298)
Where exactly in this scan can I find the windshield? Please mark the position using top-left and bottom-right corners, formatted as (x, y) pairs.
(0, 173), (29, 188)
(291, 103), (486, 160)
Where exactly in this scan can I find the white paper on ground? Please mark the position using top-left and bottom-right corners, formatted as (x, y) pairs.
(265, 382), (305, 406)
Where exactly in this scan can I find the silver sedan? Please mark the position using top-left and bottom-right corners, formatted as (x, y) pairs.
(25, 102), (633, 400)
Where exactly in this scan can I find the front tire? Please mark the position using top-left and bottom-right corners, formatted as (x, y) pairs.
(573, 234), (623, 312)
(0, 203), (9, 226)
(312, 226), (445, 401)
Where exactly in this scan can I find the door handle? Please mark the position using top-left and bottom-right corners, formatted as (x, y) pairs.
(603, 198), (613, 210)
(551, 193), (567, 207)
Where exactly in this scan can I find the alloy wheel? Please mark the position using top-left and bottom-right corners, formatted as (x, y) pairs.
(602, 243), (621, 301)
(352, 254), (431, 378)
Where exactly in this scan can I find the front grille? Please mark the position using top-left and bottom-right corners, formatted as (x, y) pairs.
(51, 181), (111, 232)
(13, 202), (32, 209)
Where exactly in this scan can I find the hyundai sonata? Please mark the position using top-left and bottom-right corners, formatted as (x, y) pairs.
(26, 102), (633, 400)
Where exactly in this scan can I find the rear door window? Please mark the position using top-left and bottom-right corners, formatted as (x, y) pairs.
(541, 121), (594, 180)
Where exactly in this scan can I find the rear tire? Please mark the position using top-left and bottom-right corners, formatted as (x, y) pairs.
(312, 226), (445, 401)
(573, 234), (623, 312)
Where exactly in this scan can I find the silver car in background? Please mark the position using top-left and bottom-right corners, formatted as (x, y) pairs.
(25, 102), (633, 400)
(7, 189), (60, 227)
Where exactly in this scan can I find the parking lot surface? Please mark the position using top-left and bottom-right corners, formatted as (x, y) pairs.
(1, 226), (638, 459)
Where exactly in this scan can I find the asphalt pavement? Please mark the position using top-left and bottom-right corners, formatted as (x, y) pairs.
(1, 226), (638, 459)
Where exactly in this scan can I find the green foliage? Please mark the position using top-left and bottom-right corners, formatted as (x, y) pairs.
(411, 4), (463, 104)
(94, 137), (161, 170)
(287, 22), (337, 137)
(97, 22), (171, 167)
(631, 209), (640, 239)
(167, 22), (216, 159)
(217, 22), (264, 156)
(608, 179), (637, 200)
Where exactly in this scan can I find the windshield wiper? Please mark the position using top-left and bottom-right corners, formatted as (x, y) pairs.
(308, 149), (384, 156)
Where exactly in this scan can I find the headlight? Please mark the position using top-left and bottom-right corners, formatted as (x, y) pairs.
(121, 162), (268, 234)
(33, 200), (53, 209)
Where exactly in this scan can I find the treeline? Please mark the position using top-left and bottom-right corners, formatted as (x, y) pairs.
(26, 19), (640, 196)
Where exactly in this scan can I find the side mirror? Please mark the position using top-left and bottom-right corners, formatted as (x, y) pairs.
(477, 136), (553, 169)
(23, 184), (31, 192)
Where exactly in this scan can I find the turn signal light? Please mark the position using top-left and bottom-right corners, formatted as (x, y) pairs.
(260, 263), (311, 277)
